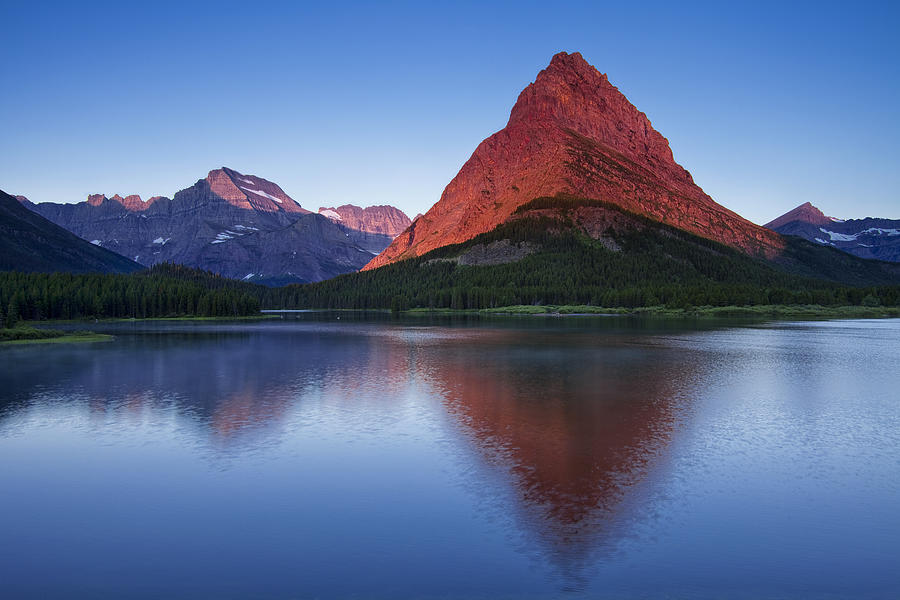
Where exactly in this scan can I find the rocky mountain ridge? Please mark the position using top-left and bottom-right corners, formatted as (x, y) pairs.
(766, 202), (900, 262)
(24, 168), (409, 284)
(366, 52), (784, 270)
(0, 189), (141, 274)
(318, 204), (411, 237)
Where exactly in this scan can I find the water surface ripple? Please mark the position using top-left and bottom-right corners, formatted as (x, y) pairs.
(1, 316), (898, 598)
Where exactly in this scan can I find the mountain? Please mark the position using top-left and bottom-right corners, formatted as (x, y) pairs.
(765, 202), (900, 262)
(278, 195), (900, 312)
(25, 168), (403, 285)
(280, 52), (900, 311)
(318, 205), (411, 237)
(764, 202), (833, 230)
(318, 204), (412, 254)
(366, 51), (784, 270)
(0, 190), (141, 274)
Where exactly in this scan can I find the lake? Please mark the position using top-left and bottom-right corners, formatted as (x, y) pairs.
(1, 315), (898, 599)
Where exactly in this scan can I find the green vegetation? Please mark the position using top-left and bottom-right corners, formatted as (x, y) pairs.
(3, 197), (898, 323)
(259, 197), (900, 312)
(0, 325), (112, 345)
(0, 263), (261, 322)
(476, 304), (900, 319)
(0, 325), (66, 341)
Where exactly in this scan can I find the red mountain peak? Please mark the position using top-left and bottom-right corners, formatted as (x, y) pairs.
(85, 193), (155, 211)
(764, 202), (831, 229)
(206, 167), (309, 214)
(365, 52), (783, 270)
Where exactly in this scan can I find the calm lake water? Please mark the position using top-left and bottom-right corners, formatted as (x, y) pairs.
(1, 315), (898, 599)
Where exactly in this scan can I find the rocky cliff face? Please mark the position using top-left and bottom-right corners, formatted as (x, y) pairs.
(366, 52), (784, 270)
(318, 205), (411, 237)
(766, 203), (900, 262)
(25, 168), (402, 284)
(318, 204), (412, 255)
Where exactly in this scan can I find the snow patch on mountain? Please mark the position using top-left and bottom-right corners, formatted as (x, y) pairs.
(820, 227), (900, 242)
(819, 229), (857, 242)
(239, 186), (283, 204)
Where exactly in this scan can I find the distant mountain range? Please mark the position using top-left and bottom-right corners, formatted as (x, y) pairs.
(4, 52), (897, 299)
(765, 202), (900, 262)
(318, 205), (411, 238)
(0, 189), (141, 274)
(19, 168), (410, 285)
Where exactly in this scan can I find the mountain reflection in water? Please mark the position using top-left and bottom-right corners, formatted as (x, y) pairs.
(0, 322), (692, 578)
(409, 330), (693, 584)
(5, 318), (894, 599)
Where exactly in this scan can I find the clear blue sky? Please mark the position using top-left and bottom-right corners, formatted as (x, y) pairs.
(2, 0), (898, 224)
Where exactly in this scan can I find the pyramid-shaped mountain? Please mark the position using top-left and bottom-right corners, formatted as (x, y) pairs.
(764, 202), (833, 230)
(366, 52), (783, 270)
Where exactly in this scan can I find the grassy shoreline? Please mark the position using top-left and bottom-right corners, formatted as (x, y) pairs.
(7, 306), (897, 338)
(21, 314), (281, 325)
(1, 326), (113, 346)
(402, 304), (900, 320)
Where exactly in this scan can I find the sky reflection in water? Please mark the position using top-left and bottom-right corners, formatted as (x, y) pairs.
(1, 316), (898, 599)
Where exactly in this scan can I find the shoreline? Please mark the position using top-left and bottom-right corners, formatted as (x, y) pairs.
(8, 305), (898, 334)
(21, 314), (280, 325)
(1, 330), (113, 346)
(263, 304), (900, 321)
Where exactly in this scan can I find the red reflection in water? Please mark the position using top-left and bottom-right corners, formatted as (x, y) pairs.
(418, 337), (689, 578)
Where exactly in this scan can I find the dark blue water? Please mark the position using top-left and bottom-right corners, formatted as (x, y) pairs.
(1, 316), (898, 599)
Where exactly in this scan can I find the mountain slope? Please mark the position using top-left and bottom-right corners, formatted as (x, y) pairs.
(366, 52), (784, 270)
(269, 196), (900, 311)
(318, 204), (412, 254)
(766, 202), (900, 262)
(318, 205), (411, 236)
(196, 213), (382, 285)
(764, 202), (834, 230)
(25, 168), (399, 284)
(0, 190), (141, 274)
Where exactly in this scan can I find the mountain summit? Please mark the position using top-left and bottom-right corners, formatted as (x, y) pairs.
(366, 52), (783, 270)
(24, 168), (408, 284)
(764, 202), (833, 230)
(203, 167), (309, 214)
(766, 202), (900, 262)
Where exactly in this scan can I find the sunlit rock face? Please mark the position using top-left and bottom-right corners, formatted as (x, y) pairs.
(318, 204), (413, 255)
(318, 205), (411, 237)
(366, 52), (783, 270)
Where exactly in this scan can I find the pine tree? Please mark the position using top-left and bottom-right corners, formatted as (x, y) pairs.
(7, 296), (20, 328)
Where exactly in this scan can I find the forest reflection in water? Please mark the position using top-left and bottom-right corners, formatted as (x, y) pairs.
(2, 317), (897, 599)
